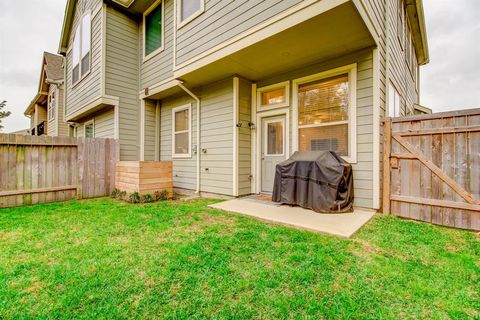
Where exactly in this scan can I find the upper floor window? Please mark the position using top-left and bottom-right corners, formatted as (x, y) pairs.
(144, 1), (164, 60)
(72, 13), (91, 85)
(178, 0), (204, 27)
(48, 91), (56, 121)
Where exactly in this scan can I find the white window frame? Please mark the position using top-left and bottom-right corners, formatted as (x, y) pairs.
(388, 82), (402, 118)
(177, 0), (205, 29)
(84, 120), (95, 138)
(72, 11), (92, 87)
(143, 0), (165, 62)
(48, 90), (56, 121)
(292, 64), (357, 163)
(263, 117), (286, 157)
(256, 81), (290, 111)
(172, 104), (192, 158)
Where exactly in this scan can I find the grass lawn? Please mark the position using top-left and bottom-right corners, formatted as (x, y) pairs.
(0, 198), (478, 319)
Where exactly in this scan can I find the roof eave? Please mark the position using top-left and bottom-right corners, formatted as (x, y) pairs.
(58, 0), (76, 55)
(407, 0), (429, 65)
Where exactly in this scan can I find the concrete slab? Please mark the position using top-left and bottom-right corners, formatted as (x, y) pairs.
(209, 198), (375, 238)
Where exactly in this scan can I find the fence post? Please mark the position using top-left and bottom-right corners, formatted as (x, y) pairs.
(382, 118), (392, 214)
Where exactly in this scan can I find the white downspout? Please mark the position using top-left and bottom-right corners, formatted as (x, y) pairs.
(177, 82), (201, 194)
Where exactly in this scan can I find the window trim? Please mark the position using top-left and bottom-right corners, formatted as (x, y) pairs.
(292, 64), (357, 163)
(84, 119), (95, 138)
(72, 11), (92, 87)
(177, 0), (205, 29)
(388, 81), (402, 118)
(263, 117), (286, 157)
(256, 81), (290, 111)
(172, 104), (192, 159)
(143, 0), (165, 63)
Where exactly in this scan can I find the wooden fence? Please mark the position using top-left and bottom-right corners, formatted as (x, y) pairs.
(383, 109), (480, 231)
(0, 134), (119, 208)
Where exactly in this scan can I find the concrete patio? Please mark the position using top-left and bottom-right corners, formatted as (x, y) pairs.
(209, 196), (375, 238)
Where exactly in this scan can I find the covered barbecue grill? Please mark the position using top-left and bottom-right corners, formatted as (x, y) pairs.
(272, 151), (354, 213)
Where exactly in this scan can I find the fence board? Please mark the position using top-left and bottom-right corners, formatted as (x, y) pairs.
(0, 134), (119, 208)
(383, 108), (480, 231)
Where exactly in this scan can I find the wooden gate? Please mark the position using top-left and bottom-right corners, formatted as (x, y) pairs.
(383, 109), (480, 231)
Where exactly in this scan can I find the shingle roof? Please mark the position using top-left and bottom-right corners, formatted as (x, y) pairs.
(44, 52), (64, 82)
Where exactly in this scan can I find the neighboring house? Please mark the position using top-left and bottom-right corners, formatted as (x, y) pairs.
(58, 0), (429, 210)
(25, 52), (69, 137)
(10, 129), (31, 135)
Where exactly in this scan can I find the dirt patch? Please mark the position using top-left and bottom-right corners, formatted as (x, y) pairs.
(23, 279), (45, 294)
(182, 212), (237, 234)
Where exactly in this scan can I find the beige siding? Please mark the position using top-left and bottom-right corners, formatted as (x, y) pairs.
(237, 78), (252, 196)
(175, 0), (303, 65)
(144, 99), (157, 161)
(257, 49), (375, 208)
(74, 109), (114, 139)
(65, 0), (103, 118)
(105, 6), (140, 160)
(140, 0), (174, 89)
(47, 86), (69, 137)
(47, 85), (58, 136)
(160, 78), (234, 195)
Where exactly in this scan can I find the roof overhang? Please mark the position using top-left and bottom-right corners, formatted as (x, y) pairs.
(24, 92), (48, 116)
(66, 95), (119, 122)
(58, 0), (76, 55)
(406, 0), (429, 65)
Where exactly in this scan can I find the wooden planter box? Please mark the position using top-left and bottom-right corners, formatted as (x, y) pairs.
(115, 161), (173, 196)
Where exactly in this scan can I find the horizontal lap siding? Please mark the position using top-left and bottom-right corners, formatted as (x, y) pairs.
(238, 78), (252, 195)
(160, 79), (234, 195)
(257, 49), (375, 208)
(175, 0), (303, 65)
(144, 100), (157, 160)
(47, 85), (58, 136)
(140, 0), (174, 89)
(94, 109), (115, 138)
(105, 7), (140, 160)
(65, 0), (103, 117)
(57, 88), (70, 136)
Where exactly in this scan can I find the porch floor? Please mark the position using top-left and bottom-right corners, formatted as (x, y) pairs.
(209, 196), (375, 238)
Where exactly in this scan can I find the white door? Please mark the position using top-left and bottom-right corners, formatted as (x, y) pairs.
(261, 116), (286, 193)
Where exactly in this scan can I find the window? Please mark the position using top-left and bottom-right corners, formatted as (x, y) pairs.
(48, 91), (56, 121)
(388, 82), (402, 117)
(265, 119), (284, 156)
(144, 1), (164, 59)
(72, 13), (91, 85)
(297, 74), (350, 156)
(257, 81), (290, 110)
(293, 65), (357, 162)
(397, 0), (405, 49)
(172, 104), (191, 157)
(84, 121), (94, 138)
(178, 0), (204, 27)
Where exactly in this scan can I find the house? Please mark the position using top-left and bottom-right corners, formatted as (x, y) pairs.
(25, 52), (69, 136)
(57, 0), (429, 210)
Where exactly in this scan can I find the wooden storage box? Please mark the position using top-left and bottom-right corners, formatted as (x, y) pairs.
(115, 161), (173, 195)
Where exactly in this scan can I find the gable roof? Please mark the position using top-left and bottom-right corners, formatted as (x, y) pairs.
(24, 52), (64, 116)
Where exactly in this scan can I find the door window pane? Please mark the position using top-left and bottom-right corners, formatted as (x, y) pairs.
(145, 4), (162, 56)
(298, 74), (349, 125)
(266, 121), (283, 155)
(299, 124), (348, 156)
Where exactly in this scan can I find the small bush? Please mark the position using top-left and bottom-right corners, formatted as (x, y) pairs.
(110, 188), (120, 199)
(129, 192), (141, 204)
(155, 190), (169, 201)
(142, 194), (155, 203)
(118, 191), (127, 200)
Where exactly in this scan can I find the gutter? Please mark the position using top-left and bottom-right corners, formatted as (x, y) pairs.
(177, 82), (201, 194)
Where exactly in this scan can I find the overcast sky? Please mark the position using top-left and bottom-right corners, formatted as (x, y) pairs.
(1, 0), (479, 132)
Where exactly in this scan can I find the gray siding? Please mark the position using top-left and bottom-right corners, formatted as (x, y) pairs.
(65, 0), (103, 117)
(140, 0), (174, 89)
(47, 85), (58, 136)
(47, 86), (69, 137)
(237, 78), (252, 196)
(175, 0), (303, 65)
(74, 109), (114, 138)
(105, 6), (140, 160)
(257, 49), (375, 208)
(160, 78), (234, 195)
(144, 99), (157, 160)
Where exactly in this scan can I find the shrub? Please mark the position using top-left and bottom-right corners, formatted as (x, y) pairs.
(129, 192), (141, 204)
(155, 190), (169, 201)
(142, 194), (155, 203)
(118, 191), (127, 200)
(110, 188), (120, 199)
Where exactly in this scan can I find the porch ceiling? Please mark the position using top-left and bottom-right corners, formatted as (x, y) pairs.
(178, 2), (375, 86)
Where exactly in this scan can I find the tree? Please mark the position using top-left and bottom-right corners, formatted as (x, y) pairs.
(0, 100), (11, 132)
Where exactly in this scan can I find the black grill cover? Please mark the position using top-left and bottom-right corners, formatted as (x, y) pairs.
(272, 151), (354, 213)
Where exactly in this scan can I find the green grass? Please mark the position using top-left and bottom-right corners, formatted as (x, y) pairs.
(0, 198), (478, 319)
